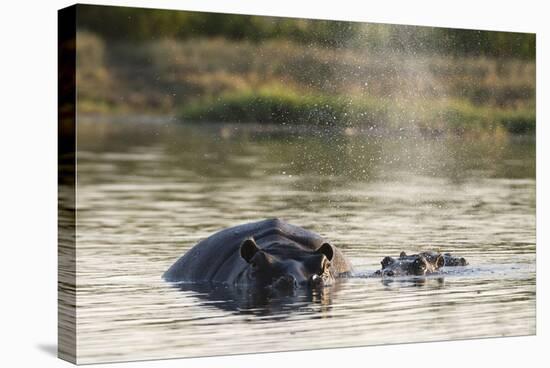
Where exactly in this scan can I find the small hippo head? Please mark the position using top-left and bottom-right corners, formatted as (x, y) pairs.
(240, 238), (335, 290)
(441, 253), (468, 266)
(378, 251), (445, 277)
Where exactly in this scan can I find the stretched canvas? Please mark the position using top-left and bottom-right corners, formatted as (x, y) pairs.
(58, 4), (536, 364)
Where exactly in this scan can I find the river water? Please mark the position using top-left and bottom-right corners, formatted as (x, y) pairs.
(74, 118), (535, 364)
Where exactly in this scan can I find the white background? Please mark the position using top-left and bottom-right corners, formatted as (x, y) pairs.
(0, 0), (546, 367)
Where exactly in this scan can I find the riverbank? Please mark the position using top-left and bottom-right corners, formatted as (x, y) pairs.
(76, 31), (535, 135)
(180, 88), (534, 134)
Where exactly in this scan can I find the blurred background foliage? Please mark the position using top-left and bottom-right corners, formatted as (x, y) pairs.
(77, 5), (534, 58)
(75, 5), (535, 135)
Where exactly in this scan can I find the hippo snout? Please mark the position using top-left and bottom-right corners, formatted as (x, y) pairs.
(272, 275), (298, 290)
(309, 274), (323, 287)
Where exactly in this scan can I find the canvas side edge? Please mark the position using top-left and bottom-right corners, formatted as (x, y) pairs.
(58, 4), (77, 365)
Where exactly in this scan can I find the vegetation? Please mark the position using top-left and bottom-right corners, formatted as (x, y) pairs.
(75, 5), (536, 136)
(181, 88), (535, 134)
(77, 4), (535, 59)
(76, 28), (535, 135)
(182, 88), (382, 125)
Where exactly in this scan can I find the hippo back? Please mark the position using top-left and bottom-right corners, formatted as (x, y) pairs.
(163, 218), (351, 283)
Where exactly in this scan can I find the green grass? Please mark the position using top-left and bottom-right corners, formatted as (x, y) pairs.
(497, 109), (536, 134)
(181, 88), (535, 134)
(181, 88), (386, 126)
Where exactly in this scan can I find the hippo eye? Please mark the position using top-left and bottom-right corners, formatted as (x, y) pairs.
(414, 258), (426, 269)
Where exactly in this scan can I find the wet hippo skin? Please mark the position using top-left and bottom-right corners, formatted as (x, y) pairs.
(164, 218), (353, 290)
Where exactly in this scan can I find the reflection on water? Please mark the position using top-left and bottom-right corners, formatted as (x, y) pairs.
(175, 282), (338, 318)
(75, 118), (535, 363)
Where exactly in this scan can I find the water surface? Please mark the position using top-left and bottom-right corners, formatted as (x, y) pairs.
(75, 118), (535, 363)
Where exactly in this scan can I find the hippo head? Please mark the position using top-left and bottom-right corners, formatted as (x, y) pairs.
(441, 252), (468, 266)
(239, 238), (335, 290)
(378, 251), (445, 277)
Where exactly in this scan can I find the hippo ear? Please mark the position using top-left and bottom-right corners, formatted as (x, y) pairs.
(240, 238), (260, 263)
(316, 243), (334, 261)
(435, 254), (445, 268)
(399, 251), (407, 258)
(381, 256), (394, 269)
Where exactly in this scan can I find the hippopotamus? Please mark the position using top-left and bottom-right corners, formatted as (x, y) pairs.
(374, 251), (468, 277)
(164, 218), (353, 290)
